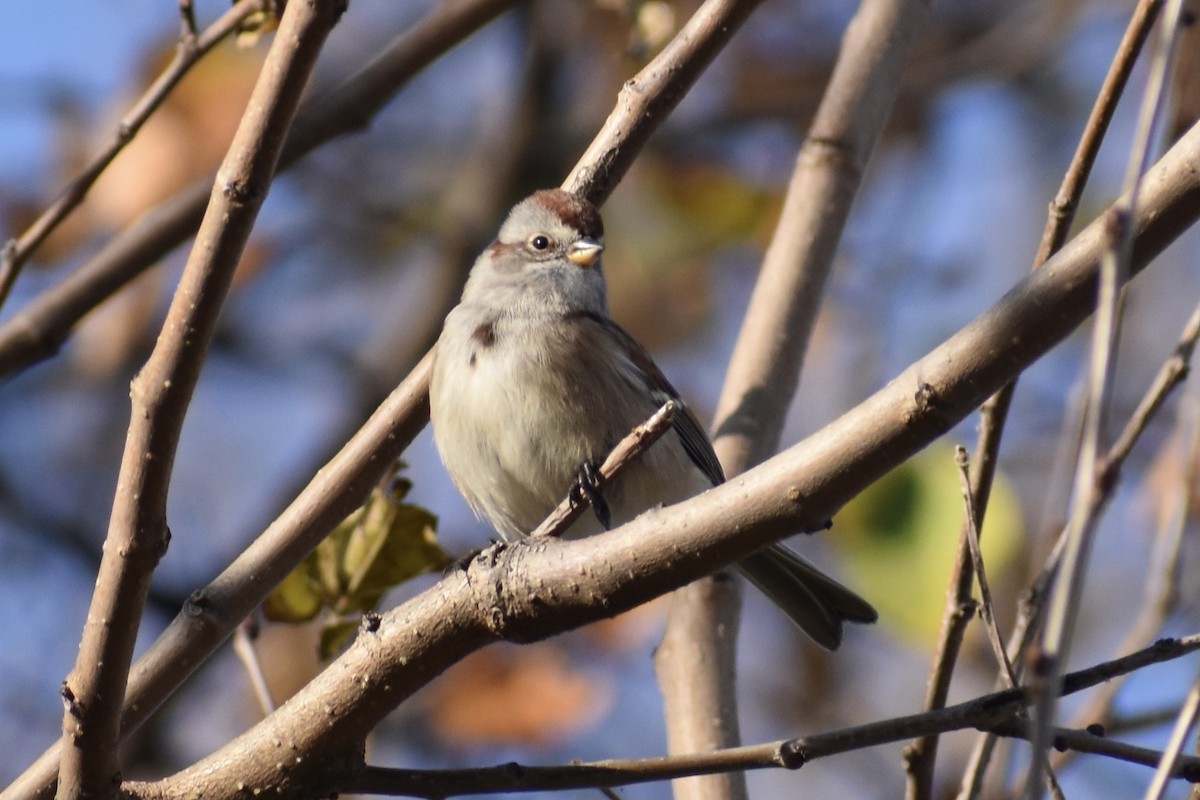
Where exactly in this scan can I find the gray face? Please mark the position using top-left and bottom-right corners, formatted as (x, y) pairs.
(461, 190), (609, 317)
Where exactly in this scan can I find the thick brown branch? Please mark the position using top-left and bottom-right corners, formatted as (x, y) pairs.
(53, 4), (343, 800)
(562, 0), (766, 206)
(121, 122), (1200, 800)
(159, 636), (1200, 798)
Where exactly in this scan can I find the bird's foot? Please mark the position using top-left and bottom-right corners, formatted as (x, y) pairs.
(569, 460), (611, 530)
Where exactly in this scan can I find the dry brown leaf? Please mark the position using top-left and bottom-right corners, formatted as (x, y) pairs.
(425, 643), (609, 748)
(579, 595), (667, 652)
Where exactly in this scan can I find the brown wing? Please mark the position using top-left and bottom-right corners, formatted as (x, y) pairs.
(659, 382), (725, 487)
(569, 310), (725, 487)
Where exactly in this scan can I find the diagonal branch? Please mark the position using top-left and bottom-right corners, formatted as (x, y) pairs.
(562, 0), (766, 207)
(662, 0), (929, 797)
(0, 0), (268, 310)
(908, 2), (1165, 795)
(338, 634), (1200, 798)
(116, 118), (1200, 800)
(530, 401), (678, 538)
(0, 0), (520, 378)
(52, 3), (343, 800)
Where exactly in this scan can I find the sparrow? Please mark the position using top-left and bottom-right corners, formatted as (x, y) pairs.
(430, 189), (876, 648)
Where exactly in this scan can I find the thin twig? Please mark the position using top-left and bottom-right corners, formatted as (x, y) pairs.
(232, 619), (277, 716)
(336, 635), (1200, 798)
(954, 448), (1067, 796)
(991, 718), (1200, 778)
(1029, 5), (1190, 796)
(0, 0), (266, 310)
(961, 279), (1200, 799)
(953, 447), (1017, 686)
(1036, 0), (1167, 264)
(918, 3), (1166, 797)
(530, 401), (678, 538)
(957, 540), (1062, 800)
(1143, 675), (1200, 800)
(1106, 301), (1200, 468)
(1053, 401), (1198, 772)
(962, 385), (1197, 796)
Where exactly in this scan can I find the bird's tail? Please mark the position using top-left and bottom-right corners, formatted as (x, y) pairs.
(737, 544), (877, 650)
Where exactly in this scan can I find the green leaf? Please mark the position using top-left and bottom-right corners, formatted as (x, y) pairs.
(832, 444), (1023, 644)
(338, 479), (450, 614)
(262, 561), (324, 623)
(318, 619), (361, 661)
(262, 466), (452, 651)
(235, 4), (280, 49)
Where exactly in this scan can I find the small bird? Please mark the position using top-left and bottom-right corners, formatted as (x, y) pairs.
(430, 189), (876, 649)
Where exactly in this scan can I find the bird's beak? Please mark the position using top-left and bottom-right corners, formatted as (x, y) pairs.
(567, 238), (603, 268)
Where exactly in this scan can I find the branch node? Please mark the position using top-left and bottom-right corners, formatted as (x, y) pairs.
(222, 177), (258, 204)
(178, 0), (198, 44)
(61, 681), (82, 718)
(914, 381), (939, 413)
(1104, 205), (1131, 241)
(953, 597), (980, 623)
(184, 588), (213, 616)
(776, 740), (807, 770)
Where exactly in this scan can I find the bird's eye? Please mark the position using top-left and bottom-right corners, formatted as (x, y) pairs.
(528, 235), (551, 251)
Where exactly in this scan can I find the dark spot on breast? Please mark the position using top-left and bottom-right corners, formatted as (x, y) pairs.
(469, 352), (477, 368)
(471, 321), (497, 349)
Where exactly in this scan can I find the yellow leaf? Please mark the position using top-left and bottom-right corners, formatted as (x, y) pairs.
(262, 466), (451, 651)
(263, 561), (323, 623)
(338, 480), (451, 615)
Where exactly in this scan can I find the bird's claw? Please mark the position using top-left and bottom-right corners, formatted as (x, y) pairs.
(570, 460), (611, 529)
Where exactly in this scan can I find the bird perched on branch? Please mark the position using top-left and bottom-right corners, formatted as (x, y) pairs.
(430, 188), (876, 649)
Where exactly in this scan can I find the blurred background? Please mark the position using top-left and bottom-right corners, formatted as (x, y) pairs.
(1, 0), (1199, 797)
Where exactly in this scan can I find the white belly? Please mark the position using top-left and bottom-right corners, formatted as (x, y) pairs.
(430, 308), (706, 540)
